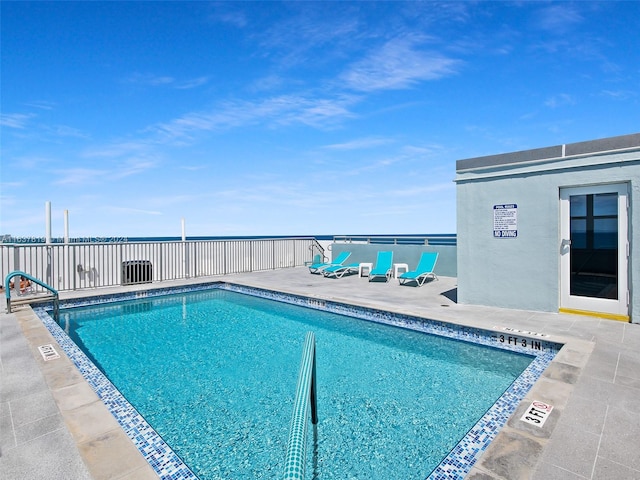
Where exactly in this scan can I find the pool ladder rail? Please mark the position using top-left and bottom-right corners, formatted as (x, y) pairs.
(4, 270), (59, 323)
(283, 331), (319, 480)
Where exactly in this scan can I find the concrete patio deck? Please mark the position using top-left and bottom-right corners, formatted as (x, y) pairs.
(1, 267), (639, 479)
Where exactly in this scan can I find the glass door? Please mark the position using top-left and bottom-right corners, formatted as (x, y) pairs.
(560, 184), (628, 319)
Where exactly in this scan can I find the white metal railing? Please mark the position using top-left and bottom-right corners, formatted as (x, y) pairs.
(1, 237), (323, 292)
(333, 234), (456, 246)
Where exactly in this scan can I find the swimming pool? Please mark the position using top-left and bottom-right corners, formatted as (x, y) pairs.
(35, 282), (561, 479)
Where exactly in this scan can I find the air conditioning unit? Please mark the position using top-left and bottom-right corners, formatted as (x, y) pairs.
(121, 260), (153, 285)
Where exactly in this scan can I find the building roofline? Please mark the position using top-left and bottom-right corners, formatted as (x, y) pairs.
(456, 132), (640, 172)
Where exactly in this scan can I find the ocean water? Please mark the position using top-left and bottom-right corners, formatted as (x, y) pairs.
(62, 289), (532, 479)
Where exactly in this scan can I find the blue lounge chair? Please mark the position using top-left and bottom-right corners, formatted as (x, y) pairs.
(308, 251), (351, 274)
(368, 251), (394, 282)
(323, 262), (360, 278)
(398, 252), (439, 286)
(304, 253), (324, 267)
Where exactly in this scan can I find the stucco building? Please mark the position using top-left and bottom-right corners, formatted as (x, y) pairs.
(455, 132), (640, 323)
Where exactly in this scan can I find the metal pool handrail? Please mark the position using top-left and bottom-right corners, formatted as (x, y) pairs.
(283, 331), (318, 480)
(4, 270), (59, 322)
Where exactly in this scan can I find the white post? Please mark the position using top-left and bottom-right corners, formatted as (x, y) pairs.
(181, 218), (188, 278)
(45, 201), (52, 244)
(44, 201), (53, 285)
(64, 210), (70, 244)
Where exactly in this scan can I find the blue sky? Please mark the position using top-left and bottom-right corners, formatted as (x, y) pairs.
(1, 1), (639, 238)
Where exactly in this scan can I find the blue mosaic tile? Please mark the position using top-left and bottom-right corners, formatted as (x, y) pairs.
(34, 281), (562, 480)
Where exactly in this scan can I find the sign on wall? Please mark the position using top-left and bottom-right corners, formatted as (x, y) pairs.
(493, 204), (518, 238)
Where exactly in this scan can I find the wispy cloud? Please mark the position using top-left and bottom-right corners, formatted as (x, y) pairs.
(324, 136), (395, 150)
(1, 110), (89, 142)
(340, 36), (461, 92)
(55, 149), (158, 185)
(209, 7), (248, 28)
(126, 73), (175, 86)
(104, 206), (163, 216)
(535, 4), (584, 33)
(151, 93), (359, 143)
(391, 182), (454, 197)
(285, 95), (358, 128)
(529, 4), (611, 67)
(544, 93), (576, 108)
(112, 159), (157, 179)
(0, 211), (44, 231)
(124, 73), (208, 89)
(179, 165), (208, 171)
(6, 155), (53, 170)
(25, 100), (56, 110)
(332, 142), (445, 177)
(255, 7), (360, 68)
(0, 183), (24, 208)
(1, 113), (35, 129)
(45, 124), (90, 139)
(175, 76), (210, 89)
(147, 194), (200, 208)
(250, 74), (287, 93)
(0, 181), (25, 189)
(335, 154), (406, 178)
(54, 168), (108, 185)
(213, 180), (354, 210)
(601, 90), (636, 100)
(83, 141), (154, 159)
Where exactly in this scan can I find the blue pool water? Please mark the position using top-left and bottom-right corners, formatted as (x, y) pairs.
(59, 288), (534, 480)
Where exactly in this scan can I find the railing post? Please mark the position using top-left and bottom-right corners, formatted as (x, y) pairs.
(13, 245), (20, 274)
(283, 332), (318, 480)
(223, 241), (227, 275)
(72, 246), (77, 290)
(46, 245), (52, 286)
(181, 239), (187, 280)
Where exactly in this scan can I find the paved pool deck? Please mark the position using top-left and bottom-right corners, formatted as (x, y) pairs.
(1, 268), (639, 479)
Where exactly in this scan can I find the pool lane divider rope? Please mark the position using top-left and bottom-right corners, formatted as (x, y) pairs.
(283, 331), (318, 480)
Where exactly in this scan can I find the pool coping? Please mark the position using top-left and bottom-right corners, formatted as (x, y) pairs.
(23, 279), (589, 480)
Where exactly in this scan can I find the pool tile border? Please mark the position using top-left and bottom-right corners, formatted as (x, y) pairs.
(34, 281), (563, 480)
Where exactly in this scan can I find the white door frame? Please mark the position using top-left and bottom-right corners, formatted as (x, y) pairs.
(559, 183), (629, 320)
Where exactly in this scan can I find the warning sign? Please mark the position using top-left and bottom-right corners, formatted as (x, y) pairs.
(493, 204), (517, 238)
(38, 344), (60, 361)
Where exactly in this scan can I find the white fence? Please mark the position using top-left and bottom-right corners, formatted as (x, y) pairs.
(1, 237), (323, 292)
